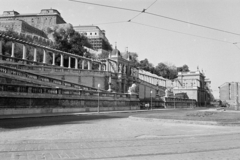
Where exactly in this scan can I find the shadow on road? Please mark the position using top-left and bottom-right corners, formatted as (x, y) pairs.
(0, 114), (123, 130)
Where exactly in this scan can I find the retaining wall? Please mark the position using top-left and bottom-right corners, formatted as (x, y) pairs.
(0, 89), (139, 115)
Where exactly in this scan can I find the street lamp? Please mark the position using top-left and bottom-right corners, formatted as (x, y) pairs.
(150, 90), (153, 110)
(173, 93), (175, 109)
(98, 84), (100, 113)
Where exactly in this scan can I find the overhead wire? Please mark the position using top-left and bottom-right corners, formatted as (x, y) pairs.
(144, 12), (240, 36)
(88, 0), (157, 26)
(129, 21), (233, 44)
(69, 0), (240, 36)
(233, 43), (240, 50)
(69, 0), (140, 12)
(92, 21), (127, 25)
(69, 0), (237, 45)
(128, 0), (158, 22)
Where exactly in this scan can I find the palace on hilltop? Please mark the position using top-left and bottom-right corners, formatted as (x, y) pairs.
(0, 9), (66, 38)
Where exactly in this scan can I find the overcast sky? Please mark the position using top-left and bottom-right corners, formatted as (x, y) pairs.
(1, 0), (240, 98)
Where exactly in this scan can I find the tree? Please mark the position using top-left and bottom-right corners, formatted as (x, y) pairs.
(45, 24), (92, 56)
(44, 24), (93, 67)
(97, 50), (109, 59)
(177, 64), (190, 72)
(139, 58), (154, 72)
(102, 39), (112, 51)
(182, 64), (190, 72)
(155, 62), (178, 80)
(155, 62), (168, 77)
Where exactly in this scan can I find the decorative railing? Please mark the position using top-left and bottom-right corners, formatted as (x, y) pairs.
(0, 55), (50, 66)
(0, 83), (139, 99)
(0, 61), (109, 76)
(0, 65), (106, 92)
(0, 33), (102, 63)
(138, 78), (166, 90)
(165, 97), (196, 103)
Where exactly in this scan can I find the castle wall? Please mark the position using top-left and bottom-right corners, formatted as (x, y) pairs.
(0, 20), (47, 37)
(0, 15), (65, 30)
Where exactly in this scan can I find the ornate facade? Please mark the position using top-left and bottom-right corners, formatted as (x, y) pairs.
(173, 70), (213, 106)
(101, 46), (166, 100)
(0, 9), (66, 30)
(0, 9), (66, 38)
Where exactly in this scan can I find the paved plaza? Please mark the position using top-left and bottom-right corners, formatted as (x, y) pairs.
(1, 113), (240, 160)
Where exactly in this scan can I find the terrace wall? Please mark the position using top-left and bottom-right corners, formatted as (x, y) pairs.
(0, 84), (139, 115)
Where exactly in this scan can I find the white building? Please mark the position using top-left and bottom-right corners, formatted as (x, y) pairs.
(73, 25), (111, 52)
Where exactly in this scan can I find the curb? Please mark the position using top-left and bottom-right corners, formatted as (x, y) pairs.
(129, 116), (220, 126)
(0, 109), (166, 119)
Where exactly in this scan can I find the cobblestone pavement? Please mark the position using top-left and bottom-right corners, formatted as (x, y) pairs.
(1, 116), (240, 160)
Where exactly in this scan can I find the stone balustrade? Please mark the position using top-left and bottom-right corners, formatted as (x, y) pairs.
(139, 72), (166, 87)
(0, 64), (105, 92)
(0, 33), (106, 71)
(0, 62), (110, 76)
(165, 97), (196, 103)
(165, 97), (197, 108)
(0, 83), (139, 99)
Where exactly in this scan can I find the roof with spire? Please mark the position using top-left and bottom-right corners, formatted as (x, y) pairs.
(109, 42), (121, 57)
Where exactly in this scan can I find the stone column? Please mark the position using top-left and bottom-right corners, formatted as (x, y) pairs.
(22, 44), (27, 60)
(108, 76), (112, 92)
(75, 58), (78, 69)
(11, 42), (15, 57)
(88, 60), (92, 70)
(60, 54), (64, 67)
(106, 60), (109, 72)
(43, 49), (46, 64)
(52, 53), (55, 65)
(0, 40), (2, 60)
(68, 57), (71, 68)
(99, 63), (102, 71)
(118, 63), (122, 73)
(119, 82), (122, 93)
(81, 60), (85, 69)
(33, 48), (37, 62)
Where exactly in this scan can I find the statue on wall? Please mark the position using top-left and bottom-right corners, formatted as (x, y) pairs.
(128, 83), (137, 94)
(164, 89), (168, 97)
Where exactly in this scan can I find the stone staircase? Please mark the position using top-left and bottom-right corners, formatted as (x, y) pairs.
(0, 61), (108, 87)
(0, 64), (104, 91)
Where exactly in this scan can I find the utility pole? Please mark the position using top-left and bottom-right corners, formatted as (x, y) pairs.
(98, 84), (100, 113)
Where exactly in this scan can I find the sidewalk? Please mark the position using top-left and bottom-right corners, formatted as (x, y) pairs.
(130, 107), (240, 126)
(0, 108), (166, 119)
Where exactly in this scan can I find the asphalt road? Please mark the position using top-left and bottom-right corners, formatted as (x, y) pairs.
(0, 111), (153, 131)
(1, 110), (240, 160)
